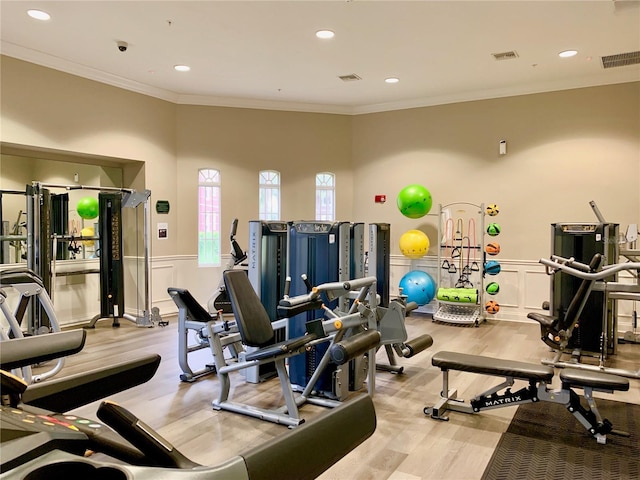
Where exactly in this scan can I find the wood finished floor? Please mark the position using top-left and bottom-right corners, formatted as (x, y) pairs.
(37, 315), (640, 480)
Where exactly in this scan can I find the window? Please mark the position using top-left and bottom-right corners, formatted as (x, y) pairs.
(198, 168), (221, 266)
(259, 170), (280, 220)
(315, 172), (335, 221)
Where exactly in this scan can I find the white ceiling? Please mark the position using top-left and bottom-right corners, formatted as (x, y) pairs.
(1, 1), (639, 114)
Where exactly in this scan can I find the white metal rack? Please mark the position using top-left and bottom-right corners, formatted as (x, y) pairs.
(434, 202), (486, 326)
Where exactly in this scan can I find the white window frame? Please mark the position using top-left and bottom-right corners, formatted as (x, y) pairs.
(315, 172), (335, 221)
(259, 170), (280, 221)
(198, 168), (221, 267)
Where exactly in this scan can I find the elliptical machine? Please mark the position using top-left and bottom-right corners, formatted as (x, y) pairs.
(207, 218), (247, 314)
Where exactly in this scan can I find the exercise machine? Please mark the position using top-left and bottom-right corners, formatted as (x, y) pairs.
(350, 222), (365, 281)
(368, 222), (435, 373)
(530, 254), (640, 379)
(1, 330), (377, 479)
(168, 287), (243, 382)
(247, 220), (288, 319)
(27, 183), (158, 330)
(0, 268), (64, 383)
(279, 272), (433, 398)
(368, 223), (391, 307)
(424, 350), (629, 444)
(374, 295), (434, 374)
(549, 220), (619, 353)
(212, 269), (381, 427)
(207, 218), (248, 315)
(243, 220), (288, 383)
(528, 253), (604, 356)
(286, 221), (351, 398)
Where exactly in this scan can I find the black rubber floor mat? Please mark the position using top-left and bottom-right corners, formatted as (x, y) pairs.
(481, 398), (640, 480)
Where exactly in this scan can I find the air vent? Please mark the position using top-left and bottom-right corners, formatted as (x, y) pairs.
(601, 51), (640, 69)
(338, 74), (362, 82)
(492, 51), (519, 61)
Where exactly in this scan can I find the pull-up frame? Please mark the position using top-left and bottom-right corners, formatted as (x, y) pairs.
(26, 182), (159, 329)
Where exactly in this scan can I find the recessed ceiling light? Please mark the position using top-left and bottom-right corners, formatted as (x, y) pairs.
(27, 9), (51, 21)
(385, 77), (399, 84)
(174, 65), (191, 72)
(316, 30), (335, 39)
(559, 50), (578, 58)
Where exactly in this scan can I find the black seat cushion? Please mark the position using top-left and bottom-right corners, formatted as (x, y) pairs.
(245, 333), (318, 362)
(432, 351), (555, 382)
(527, 312), (556, 328)
(560, 368), (629, 392)
(167, 287), (215, 323)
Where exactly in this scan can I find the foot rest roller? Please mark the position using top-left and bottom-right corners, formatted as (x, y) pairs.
(404, 334), (433, 358)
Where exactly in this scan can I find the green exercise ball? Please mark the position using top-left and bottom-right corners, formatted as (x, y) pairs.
(397, 184), (433, 219)
(77, 196), (99, 220)
(486, 282), (500, 295)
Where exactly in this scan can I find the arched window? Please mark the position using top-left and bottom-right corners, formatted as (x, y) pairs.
(315, 172), (335, 221)
(259, 170), (280, 220)
(198, 168), (221, 266)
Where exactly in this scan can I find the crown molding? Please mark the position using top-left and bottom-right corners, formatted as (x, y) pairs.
(3, 41), (638, 116)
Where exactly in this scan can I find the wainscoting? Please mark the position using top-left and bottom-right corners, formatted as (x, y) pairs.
(1, 254), (635, 332)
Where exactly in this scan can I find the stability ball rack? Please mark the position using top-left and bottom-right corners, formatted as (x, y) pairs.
(26, 182), (159, 330)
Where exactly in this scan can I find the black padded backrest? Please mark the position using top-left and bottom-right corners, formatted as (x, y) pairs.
(167, 288), (212, 322)
(223, 270), (275, 347)
(561, 253), (603, 329)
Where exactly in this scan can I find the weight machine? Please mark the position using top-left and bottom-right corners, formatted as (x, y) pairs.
(530, 254), (640, 379)
(27, 182), (159, 329)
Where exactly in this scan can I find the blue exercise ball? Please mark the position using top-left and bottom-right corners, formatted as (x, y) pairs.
(399, 270), (437, 306)
(484, 260), (501, 275)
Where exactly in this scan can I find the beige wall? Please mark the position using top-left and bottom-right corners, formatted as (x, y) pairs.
(1, 56), (638, 316)
(0, 56), (178, 256)
(175, 105), (353, 254)
(352, 83), (640, 262)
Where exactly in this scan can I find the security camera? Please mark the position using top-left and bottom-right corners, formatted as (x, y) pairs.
(117, 41), (128, 52)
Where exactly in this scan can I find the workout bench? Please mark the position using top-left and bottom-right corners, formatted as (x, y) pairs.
(424, 351), (630, 444)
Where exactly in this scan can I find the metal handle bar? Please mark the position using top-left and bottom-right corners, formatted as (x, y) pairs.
(280, 276), (377, 307)
(541, 256), (640, 280)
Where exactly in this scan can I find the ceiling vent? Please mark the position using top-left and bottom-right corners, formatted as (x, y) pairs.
(601, 51), (640, 69)
(492, 51), (519, 61)
(338, 73), (362, 82)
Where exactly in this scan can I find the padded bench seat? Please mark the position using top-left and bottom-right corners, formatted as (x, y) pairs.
(432, 351), (555, 382)
(560, 368), (629, 392)
(526, 312), (555, 328)
(245, 333), (319, 362)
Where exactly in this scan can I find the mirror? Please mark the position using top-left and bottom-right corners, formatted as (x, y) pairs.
(1, 154), (123, 264)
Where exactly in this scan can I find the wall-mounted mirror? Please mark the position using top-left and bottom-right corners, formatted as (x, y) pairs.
(1, 154), (123, 265)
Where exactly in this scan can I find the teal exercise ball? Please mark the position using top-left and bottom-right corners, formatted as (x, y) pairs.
(397, 184), (433, 219)
(399, 270), (437, 306)
(77, 197), (99, 220)
(484, 260), (501, 276)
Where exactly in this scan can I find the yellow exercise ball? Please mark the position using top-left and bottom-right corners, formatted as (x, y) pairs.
(399, 229), (430, 259)
(81, 227), (95, 247)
